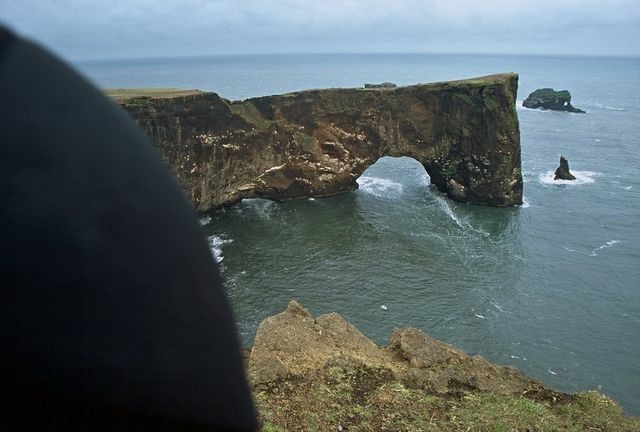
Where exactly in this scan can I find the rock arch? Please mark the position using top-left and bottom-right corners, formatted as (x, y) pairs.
(120, 73), (522, 212)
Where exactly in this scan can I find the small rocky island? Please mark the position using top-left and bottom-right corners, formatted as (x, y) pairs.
(248, 301), (638, 430)
(554, 156), (576, 180)
(112, 73), (523, 211)
(523, 88), (585, 113)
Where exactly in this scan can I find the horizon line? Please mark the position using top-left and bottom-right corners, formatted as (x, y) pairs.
(73, 50), (640, 64)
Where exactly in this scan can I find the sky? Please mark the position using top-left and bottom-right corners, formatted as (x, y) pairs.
(1, 0), (639, 60)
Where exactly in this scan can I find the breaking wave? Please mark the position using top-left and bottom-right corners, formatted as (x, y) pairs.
(357, 176), (403, 198)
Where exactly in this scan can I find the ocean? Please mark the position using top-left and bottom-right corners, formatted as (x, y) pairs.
(77, 53), (640, 415)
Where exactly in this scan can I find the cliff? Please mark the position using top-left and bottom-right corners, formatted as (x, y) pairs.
(248, 301), (639, 431)
(116, 73), (523, 211)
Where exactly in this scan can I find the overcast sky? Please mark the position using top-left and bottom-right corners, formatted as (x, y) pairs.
(1, 0), (638, 60)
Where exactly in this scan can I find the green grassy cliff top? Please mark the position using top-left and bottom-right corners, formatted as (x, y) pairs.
(105, 88), (203, 103)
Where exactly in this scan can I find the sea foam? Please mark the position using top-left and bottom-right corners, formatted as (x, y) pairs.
(243, 198), (276, 220)
(208, 235), (233, 263)
(432, 193), (489, 236)
(563, 240), (621, 257)
(538, 170), (599, 186)
(357, 176), (403, 198)
(433, 194), (465, 229)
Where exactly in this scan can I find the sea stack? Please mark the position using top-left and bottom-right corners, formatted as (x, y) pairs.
(523, 88), (585, 113)
(554, 156), (576, 180)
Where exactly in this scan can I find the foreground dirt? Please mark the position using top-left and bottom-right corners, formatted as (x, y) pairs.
(247, 301), (639, 432)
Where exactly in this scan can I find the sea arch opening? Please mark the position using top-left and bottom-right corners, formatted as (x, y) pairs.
(354, 156), (432, 201)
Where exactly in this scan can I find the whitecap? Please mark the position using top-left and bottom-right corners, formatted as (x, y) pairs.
(380, 305), (388, 311)
(510, 355), (520, 359)
(519, 197), (531, 208)
(199, 215), (212, 226)
(490, 302), (504, 312)
(624, 186), (632, 190)
(208, 235), (233, 263)
(547, 369), (557, 375)
(563, 240), (621, 257)
(538, 170), (599, 186)
(474, 313), (486, 319)
(308, 197), (315, 201)
(357, 176), (403, 198)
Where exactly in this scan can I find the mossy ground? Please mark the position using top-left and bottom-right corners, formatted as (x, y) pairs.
(105, 88), (202, 103)
(253, 362), (639, 432)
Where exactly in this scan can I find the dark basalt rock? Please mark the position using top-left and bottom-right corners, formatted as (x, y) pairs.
(554, 156), (576, 180)
(116, 73), (523, 210)
(523, 88), (585, 113)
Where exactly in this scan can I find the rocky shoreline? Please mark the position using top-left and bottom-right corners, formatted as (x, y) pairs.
(246, 301), (638, 431)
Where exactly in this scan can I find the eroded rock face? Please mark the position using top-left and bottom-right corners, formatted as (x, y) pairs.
(248, 301), (545, 397)
(523, 88), (585, 113)
(119, 74), (523, 211)
(249, 301), (391, 386)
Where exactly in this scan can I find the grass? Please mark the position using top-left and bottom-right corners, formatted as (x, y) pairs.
(294, 132), (316, 153)
(253, 361), (640, 431)
(104, 88), (203, 103)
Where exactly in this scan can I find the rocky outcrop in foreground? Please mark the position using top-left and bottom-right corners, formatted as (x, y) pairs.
(117, 74), (523, 211)
(248, 301), (638, 431)
(523, 88), (585, 113)
(554, 156), (576, 180)
(249, 301), (537, 394)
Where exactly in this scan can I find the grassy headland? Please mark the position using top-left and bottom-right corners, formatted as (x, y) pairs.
(105, 88), (203, 103)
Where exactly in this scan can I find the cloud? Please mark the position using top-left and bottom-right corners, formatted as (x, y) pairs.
(1, 0), (638, 59)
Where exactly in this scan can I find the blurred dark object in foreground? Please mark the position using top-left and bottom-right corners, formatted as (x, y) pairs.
(0, 25), (256, 431)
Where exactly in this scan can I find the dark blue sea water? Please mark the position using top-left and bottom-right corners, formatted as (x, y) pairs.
(77, 53), (640, 415)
